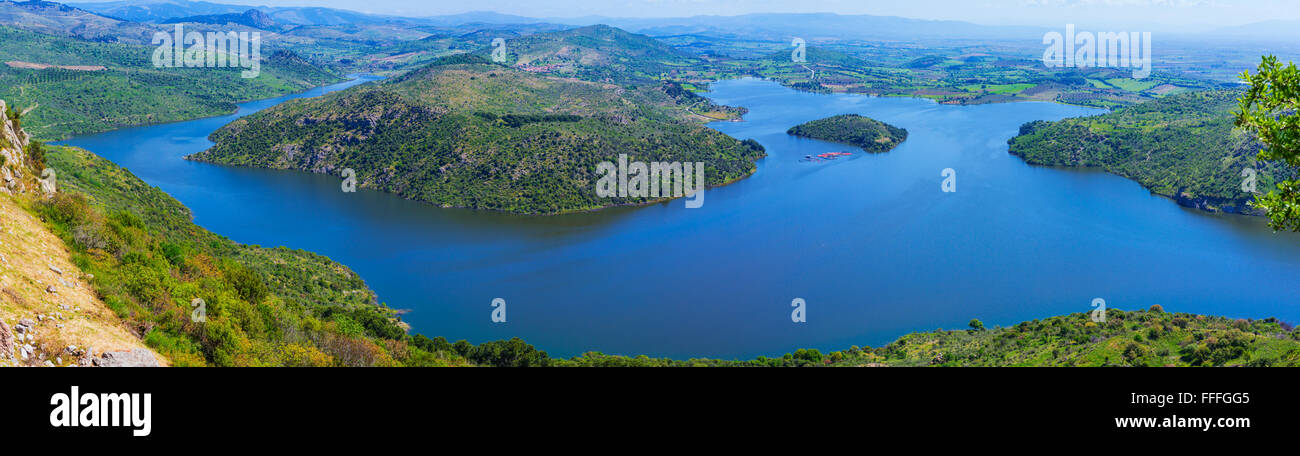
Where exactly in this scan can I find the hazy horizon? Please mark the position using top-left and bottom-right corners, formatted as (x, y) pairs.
(62, 0), (1300, 31)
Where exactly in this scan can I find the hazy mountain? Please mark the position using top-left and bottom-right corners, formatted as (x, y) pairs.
(72, 0), (421, 26)
(164, 7), (276, 30)
(418, 10), (541, 26)
(68, 0), (244, 22)
(263, 6), (400, 26)
(1208, 20), (1300, 42)
(66, 4), (1042, 41)
(540, 13), (1047, 42)
(0, 0), (159, 42)
(58, 3), (1300, 47)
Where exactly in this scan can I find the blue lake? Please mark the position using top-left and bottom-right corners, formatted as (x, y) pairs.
(57, 76), (1300, 359)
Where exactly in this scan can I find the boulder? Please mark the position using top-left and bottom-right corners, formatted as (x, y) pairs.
(93, 349), (160, 367)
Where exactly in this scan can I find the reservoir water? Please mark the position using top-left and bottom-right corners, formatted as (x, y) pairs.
(57, 76), (1300, 359)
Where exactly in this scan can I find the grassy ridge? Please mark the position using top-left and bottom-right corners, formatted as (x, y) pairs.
(1008, 89), (1296, 215)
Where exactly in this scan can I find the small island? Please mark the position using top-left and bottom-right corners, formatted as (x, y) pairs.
(787, 114), (908, 153)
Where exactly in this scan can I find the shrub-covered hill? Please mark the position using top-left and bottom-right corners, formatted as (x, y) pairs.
(191, 55), (766, 214)
(859, 308), (1300, 367)
(786, 113), (909, 153)
(1007, 89), (1296, 215)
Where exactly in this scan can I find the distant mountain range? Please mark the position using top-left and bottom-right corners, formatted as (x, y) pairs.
(70, 1), (1045, 40)
(68, 0), (244, 22)
(564, 13), (1048, 42)
(70, 0), (426, 26)
(1208, 19), (1300, 42)
(43, 1), (1300, 44)
(0, 0), (167, 43)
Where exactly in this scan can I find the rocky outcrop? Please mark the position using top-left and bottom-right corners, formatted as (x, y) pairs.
(1, 99), (32, 195)
(0, 99), (28, 162)
(93, 348), (160, 367)
(1172, 190), (1267, 216)
(0, 320), (12, 361)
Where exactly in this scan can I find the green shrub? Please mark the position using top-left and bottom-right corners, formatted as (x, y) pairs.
(225, 265), (268, 304)
(25, 141), (44, 170)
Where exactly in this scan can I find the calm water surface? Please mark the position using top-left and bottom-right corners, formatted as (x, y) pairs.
(57, 76), (1300, 359)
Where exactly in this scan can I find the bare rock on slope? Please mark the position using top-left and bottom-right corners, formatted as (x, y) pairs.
(0, 320), (12, 360)
(93, 349), (160, 367)
(0, 99), (167, 367)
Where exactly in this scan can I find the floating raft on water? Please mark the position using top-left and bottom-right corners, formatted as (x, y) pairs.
(803, 151), (854, 161)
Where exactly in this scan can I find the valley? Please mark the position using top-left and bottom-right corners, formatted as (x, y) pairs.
(48, 75), (1300, 362)
(1, 0), (1298, 366)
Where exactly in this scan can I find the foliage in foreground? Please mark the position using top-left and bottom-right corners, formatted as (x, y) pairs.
(32, 144), (538, 366)
(1236, 55), (1300, 231)
(554, 308), (1300, 367)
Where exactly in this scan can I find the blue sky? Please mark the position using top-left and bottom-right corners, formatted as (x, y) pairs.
(75, 0), (1300, 29)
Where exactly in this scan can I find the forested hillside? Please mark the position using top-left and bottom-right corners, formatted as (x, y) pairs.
(479, 24), (701, 84)
(191, 55), (766, 214)
(0, 25), (341, 139)
(1008, 89), (1294, 215)
(787, 113), (908, 152)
